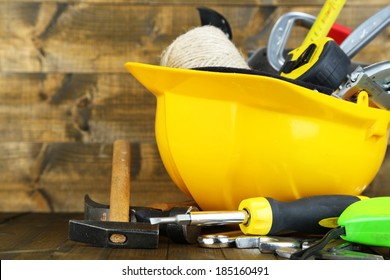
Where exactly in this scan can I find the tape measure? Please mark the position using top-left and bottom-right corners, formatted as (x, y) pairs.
(280, 37), (350, 90)
(280, 0), (350, 90)
(302, 0), (347, 45)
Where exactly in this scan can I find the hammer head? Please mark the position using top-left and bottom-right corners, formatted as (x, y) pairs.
(68, 220), (159, 249)
(83, 195), (201, 244)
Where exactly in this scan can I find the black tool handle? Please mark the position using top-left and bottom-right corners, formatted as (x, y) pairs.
(268, 195), (363, 234)
(239, 195), (365, 235)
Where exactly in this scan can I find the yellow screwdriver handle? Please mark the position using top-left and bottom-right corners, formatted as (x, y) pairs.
(302, 0), (346, 46)
(238, 195), (367, 235)
(239, 197), (273, 235)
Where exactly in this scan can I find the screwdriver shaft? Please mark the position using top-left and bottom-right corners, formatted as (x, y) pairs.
(150, 210), (248, 226)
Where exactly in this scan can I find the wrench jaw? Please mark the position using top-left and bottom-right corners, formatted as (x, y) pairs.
(258, 239), (302, 254)
(197, 231), (318, 254)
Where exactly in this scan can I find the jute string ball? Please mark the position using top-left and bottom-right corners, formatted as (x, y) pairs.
(160, 25), (250, 69)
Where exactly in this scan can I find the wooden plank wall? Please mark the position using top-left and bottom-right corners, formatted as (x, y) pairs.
(0, 0), (389, 212)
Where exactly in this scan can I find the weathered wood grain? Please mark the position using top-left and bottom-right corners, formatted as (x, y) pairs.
(0, 139), (386, 212)
(0, 212), (29, 224)
(222, 248), (278, 260)
(1, 3), (388, 73)
(0, 213), (285, 260)
(0, 142), (190, 212)
(1, 0), (389, 5)
(0, 213), (71, 256)
(0, 73), (156, 142)
(0, 0), (389, 212)
(1, 213), (388, 260)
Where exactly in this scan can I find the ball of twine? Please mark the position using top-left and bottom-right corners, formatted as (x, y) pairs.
(160, 25), (250, 69)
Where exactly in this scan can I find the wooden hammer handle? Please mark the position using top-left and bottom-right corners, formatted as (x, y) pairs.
(109, 140), (131, 222)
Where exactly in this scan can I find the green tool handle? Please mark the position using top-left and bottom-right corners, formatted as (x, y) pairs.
(239, 195), (365, 235)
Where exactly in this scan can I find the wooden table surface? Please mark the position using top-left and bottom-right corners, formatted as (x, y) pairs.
(0, 213), (277, 260)
(0, 212), (389, 260)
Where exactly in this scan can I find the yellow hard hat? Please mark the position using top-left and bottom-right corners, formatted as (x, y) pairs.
(125, 62), (390, 211)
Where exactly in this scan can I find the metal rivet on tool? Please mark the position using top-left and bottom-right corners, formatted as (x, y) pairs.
(110, 233), (127, 244)
(350, 72), (360, 82)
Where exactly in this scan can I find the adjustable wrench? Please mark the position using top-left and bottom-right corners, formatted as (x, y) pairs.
(197, 231), (316, 253)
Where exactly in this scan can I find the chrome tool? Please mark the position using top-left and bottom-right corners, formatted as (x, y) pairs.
(335, 61), (390, 109)
(276, 240), (384, 260)
(340, 5), (390, 58)
(268, 5), (390, 72)
(197, 231), (316, 253)
(150, 195), (366, 236)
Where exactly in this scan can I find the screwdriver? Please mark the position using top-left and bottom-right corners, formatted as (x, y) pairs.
(150, 195), (367, 235)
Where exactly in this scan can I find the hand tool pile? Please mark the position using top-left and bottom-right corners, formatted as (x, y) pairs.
(204, 2), (390, 106)
(69, 2), (390, 259)
(276, 3), (390, 107)
(151, 195), (390, 260)
(68, 146), (390, 258)
(68, 140), (200, 248)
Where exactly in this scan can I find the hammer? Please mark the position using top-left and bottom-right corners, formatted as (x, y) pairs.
(82, 194), (201, 244)
(68, 140), (159, 248)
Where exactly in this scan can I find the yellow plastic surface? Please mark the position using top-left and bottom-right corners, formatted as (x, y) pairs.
(125, 62), (390, 210)
(302, 0), (346, 46)
(238, 197), (273, 235)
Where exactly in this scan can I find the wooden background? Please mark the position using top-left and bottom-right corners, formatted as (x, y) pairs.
(0, 0), (389, 212)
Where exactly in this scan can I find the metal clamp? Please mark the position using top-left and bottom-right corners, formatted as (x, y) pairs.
(267, 12), (316, 71)
(335, 61), (390, 109)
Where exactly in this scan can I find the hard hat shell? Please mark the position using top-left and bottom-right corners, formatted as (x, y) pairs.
(125, 62), (390, 210)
